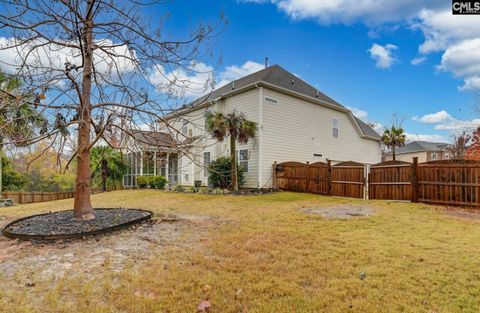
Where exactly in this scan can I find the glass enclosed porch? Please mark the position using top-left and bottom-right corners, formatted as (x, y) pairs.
(123, 151), (178, 188)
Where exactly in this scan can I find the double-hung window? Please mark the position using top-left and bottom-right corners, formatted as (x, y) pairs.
(237, 149), (249, 172)
(203, 152), (211, 176)
(332, 119), (339, 138)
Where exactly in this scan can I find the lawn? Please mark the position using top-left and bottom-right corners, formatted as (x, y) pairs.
(1, 190), (480, 312)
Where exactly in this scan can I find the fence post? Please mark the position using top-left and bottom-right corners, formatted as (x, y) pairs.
(272, 161), (277, 189)
(327, 159), (332, 196)
(306, 161), (310, 192)
(411, 157), (419, 202)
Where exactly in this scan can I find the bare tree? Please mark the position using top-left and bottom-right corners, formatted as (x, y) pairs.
(0, 0), (224, 220)
(448, 131), (471, 159)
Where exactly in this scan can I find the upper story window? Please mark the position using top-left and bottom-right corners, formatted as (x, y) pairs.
(432, 152), (438, 160)
(203, 152), (211, 177)
(332, 119), (339, 138)
(204, 109), (212, 129)
(181, 119), (188, 135)
(237, 149), (249, 172)
(445, 153), (449, 159)
(264, 96), (279, 105)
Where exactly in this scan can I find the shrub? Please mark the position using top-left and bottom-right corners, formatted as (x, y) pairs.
(208, 156), (244, 189)
(184, 186), (196, 193)
(149, 176), (168, 189)
(198, 187), (208, 194)
(211, 188), (226, 195)
(172, 185), (184, 192)
(136, 176), (150, 189)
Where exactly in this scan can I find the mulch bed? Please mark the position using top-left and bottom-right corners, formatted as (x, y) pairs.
(2, 208), (152, 241)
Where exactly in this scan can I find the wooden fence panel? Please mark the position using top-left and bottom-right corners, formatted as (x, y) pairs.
(369, 160), (412, 201)
(2, 191), (75, 204)
(417, 160), (480, 207)
(306, 162), (330, 195)
(275, 162), (308, 192)
(331, 161), (365, 199)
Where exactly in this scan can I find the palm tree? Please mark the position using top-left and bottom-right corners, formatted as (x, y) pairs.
(382, 126), (406, 161)
(90, 146), (127, 192)
(206, 111), (257, 191)
(0, 70), (44, 197)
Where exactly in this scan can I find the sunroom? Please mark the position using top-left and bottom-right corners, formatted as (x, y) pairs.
(122, 131), (179, 188)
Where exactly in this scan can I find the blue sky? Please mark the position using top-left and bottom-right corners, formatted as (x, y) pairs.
(1, 0), (479, 143)
(152, 0), (480, 143)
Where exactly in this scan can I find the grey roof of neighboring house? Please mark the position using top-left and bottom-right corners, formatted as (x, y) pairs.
(388, 141), (450, 155)
(131, 130), (176, 148)
(175, 64), (380, 140)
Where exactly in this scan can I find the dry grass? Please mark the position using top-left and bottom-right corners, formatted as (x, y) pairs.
(1, 190), (480, 312)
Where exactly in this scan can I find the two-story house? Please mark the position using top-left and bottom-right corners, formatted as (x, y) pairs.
(122, 65), (382, 189)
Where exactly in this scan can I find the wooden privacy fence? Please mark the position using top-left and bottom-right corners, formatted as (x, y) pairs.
(369, 160), (413, 201)
(273, 160), (366, 199)
(1, 191), (75, 204)
(274, 158), (480, 208)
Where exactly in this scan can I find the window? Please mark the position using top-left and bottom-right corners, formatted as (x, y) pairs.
(203, 152), (211, 177)
(445, 153), (449, 159)
(332, 119), (339, 138)
(184, 174), (189, 182)
(204, 109), (212, 129)
(181, 119), (188, 135)
(264, 96), (279, 105)
(432, 152), (438, 160)
(237, 149), (249, 172)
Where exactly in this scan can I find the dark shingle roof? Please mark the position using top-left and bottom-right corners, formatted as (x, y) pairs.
(176, 65), (380, 140)
(354, 117), (381, 140)
(188, 65), (344, 109)
(392, 141), (450, 155)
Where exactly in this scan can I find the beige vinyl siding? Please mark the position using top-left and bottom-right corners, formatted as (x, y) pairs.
(385, 152), (427, 163)
(163, 88), (260, 188)
(260, 88), (381, 187)
(217, 88), (260, 188)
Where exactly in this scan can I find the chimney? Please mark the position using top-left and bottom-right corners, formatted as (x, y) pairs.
(265, 57), (269, 69)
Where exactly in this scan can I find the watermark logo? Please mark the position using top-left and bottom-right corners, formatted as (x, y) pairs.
(452, 0), (480, 14)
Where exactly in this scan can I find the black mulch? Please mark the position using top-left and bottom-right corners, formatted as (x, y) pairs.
(2, 208), (152, 240)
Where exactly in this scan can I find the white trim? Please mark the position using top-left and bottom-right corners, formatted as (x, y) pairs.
(258, 86), (264, 188)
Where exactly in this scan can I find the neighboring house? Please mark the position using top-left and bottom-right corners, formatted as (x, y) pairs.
(122, 65), (382, 188)
(383, 141), (451, 163)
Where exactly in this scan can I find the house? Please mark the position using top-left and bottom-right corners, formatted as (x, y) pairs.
(383, 141), (451, 163)
(122, 65), (382, 188)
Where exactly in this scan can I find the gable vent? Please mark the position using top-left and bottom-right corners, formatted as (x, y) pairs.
(264, 96), (279, 105)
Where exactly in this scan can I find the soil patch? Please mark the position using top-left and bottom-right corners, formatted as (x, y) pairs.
(301, 204), (376, 219)
(2, 208), (152, 240)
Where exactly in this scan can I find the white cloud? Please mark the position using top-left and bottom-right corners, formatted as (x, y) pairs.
(368, 43), (398, 69)
(216, 61), (264, 87)
(149, 60), (264, 98)
(0, 37), (136, 77)
(412, 110), (451, 123)
(413, 110), (480, 131)
(460, 76), (480, 91)
(411, 56), (426, 65)
(347, 106), (368, 119)
(404, 132), (447, 142)
(242, 0), (445, 25)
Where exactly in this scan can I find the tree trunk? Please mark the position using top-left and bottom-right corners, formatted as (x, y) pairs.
(230, 135), (238, 192)
(73, 17), (95, 221)
(392, 145), (396, 161)
(0, 146), (3, 200)
(101, 160), (107, 192)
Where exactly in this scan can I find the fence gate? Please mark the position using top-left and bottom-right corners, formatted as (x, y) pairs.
(306, 162), (330, 195)
(331, 161), (365, 199)
(275, 162), (308, 192)
(369, 160), (413, 201)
